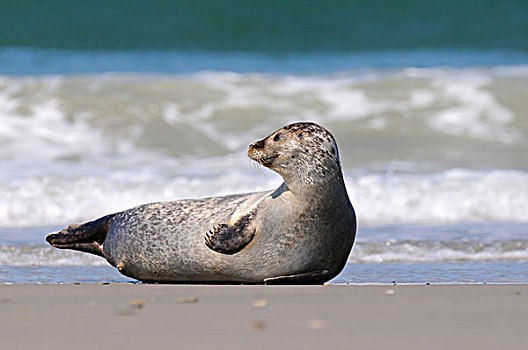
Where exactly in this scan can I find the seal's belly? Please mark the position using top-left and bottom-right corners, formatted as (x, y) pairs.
(101, 191), (354, 282)
(102, 195), (267, 281)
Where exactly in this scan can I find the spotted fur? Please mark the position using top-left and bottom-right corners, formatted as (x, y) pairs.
(46, 122), (356, 284)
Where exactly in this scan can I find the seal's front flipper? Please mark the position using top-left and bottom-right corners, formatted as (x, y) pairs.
(264, 269), (331, 285)
(204, 214), (255, 254)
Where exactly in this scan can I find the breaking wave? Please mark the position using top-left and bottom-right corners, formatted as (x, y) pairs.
(1, 67), (527, 227)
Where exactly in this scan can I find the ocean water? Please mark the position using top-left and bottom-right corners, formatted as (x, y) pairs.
(1, 1), (527, 284)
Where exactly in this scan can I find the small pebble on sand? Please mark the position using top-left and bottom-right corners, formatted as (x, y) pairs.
(307, 319), (327, 330)
(252, 320), (267, 330)
(129, 299), (145, 309)
(175, 297), (199, 304)
(252, 299), (268, 308)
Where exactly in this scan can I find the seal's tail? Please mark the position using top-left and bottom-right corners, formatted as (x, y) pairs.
(45, 215), (112, 257)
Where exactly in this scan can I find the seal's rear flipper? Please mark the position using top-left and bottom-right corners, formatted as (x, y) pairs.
(264, 269), (331, 285)
(45, 215), (112, 257)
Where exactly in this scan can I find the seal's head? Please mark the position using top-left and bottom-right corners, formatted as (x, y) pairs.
(248, 122), (342, 190)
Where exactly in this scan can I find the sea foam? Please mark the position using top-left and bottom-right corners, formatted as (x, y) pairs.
(1, 68), (527, 228)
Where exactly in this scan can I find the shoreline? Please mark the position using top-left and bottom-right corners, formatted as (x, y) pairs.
(1, 284), (527, 349)
(3, 281), (528, 286)
(3, 261), (528, 284)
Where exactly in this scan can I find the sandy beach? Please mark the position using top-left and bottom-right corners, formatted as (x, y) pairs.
(1, 284), (526, 349)
(2, 2), (528, 350)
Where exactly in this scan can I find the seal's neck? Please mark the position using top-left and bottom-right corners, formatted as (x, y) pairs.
(279, 164), (347, 200)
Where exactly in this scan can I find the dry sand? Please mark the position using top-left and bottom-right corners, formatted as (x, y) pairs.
(1, 284), (527, 349)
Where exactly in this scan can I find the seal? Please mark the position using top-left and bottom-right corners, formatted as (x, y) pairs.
(46, 122), (356, 284)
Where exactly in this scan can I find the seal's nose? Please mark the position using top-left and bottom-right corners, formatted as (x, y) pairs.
(249, 140), (265, 149)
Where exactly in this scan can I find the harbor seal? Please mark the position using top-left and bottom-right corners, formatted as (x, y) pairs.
(46, 122), (356, 284)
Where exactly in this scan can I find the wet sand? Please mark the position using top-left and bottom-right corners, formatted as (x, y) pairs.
(1, 284), (527, 349)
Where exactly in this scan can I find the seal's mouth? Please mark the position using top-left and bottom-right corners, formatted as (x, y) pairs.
(248, 150), (279, 167)
(257, 154), (279, 167)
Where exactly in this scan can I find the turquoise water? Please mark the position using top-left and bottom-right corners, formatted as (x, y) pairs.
(2, 48), (528, 75)
(2, 1), (528, 52)
(1, 2), (527, 284)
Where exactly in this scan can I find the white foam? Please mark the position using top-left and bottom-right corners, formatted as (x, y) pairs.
(2, 238), (526, 266)
(1, 166), (527, 228)
(1, 70), (527, 227)
(0, 154), (281, 228)
(0, 245), (108, 266)
(2, 68), (527, 154)
(347, 169), (528, 224)
(349, 240), (528, 263)
(188, 68), (526, 145)
(427, 70), (520, 143)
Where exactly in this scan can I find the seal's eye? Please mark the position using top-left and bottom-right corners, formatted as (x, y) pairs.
(273, 133), (282, 142)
